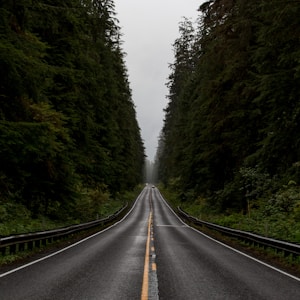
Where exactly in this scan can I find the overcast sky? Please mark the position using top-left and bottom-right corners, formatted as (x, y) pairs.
(114, 0), (205, 161)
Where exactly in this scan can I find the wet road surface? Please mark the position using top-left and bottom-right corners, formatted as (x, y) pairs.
(0, 186), (299, 299)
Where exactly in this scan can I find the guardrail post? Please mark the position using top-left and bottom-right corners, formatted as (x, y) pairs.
(291, 252), (298, 261)
(35, 240), (41, 248)
(0, 246), (6, 256)
(28, 241), (34, 251)
(19, 242), (25, 252)
(9, 244), (16, 255)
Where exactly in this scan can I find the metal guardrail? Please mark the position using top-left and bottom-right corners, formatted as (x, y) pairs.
(177, 207), (300, 258)
(0, 203), (128, 256)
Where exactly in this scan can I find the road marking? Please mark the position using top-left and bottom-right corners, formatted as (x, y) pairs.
(149, 214), (159, 300)
(141, 212), (152, 300)
(141, 188), (159, 300)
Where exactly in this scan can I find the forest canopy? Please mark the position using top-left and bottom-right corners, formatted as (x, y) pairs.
(0, 0), (145, 223)
(156, 0), (300, 214)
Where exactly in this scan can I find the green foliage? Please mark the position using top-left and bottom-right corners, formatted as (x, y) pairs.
(163, 182), (300, 243)
(0, 0), (144, 226)
(0, 201), (64, 236)
(0, 185), (142, 237)
(264, 183), (300, 217)
(157, 0), (300, 221)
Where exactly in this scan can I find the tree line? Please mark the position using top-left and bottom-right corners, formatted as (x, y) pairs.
(0, 0), (145, 222)
(156, 0), (300, 213)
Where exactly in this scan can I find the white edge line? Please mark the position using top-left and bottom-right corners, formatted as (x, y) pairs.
(155, 189), (300, 282)
(0, 189), (146, 278)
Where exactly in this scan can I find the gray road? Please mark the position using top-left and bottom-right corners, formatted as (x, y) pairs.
(0, 186), (299, 299)
(152, 188), (300, 299)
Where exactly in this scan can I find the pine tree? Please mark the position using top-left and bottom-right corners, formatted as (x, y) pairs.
(0, 0), (145, 220)
(157, 0), (300, 212)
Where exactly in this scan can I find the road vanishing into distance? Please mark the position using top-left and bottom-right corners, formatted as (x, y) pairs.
(1, 186), (300, 299)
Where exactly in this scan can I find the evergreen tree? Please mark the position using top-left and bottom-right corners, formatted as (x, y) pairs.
(157, 0), (300, 212)
(0, 0), (144, 220)
(250, 0), (300, 176)
(159, 18), (197, 185)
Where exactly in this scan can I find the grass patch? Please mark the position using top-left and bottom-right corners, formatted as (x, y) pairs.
(0, 186), (142, 237)
(0, 186), (143, 266)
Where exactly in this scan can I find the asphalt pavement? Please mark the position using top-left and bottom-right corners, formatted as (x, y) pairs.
(0, 186), (299, 299)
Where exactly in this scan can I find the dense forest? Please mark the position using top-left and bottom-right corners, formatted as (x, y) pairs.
(0, 0), (144, 227)
(156, 0), (300, 234)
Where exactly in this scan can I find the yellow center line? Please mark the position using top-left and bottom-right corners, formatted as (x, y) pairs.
(141, 212), (152, 300)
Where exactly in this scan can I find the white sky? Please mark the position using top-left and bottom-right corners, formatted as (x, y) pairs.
(114, 0), (205, 161)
